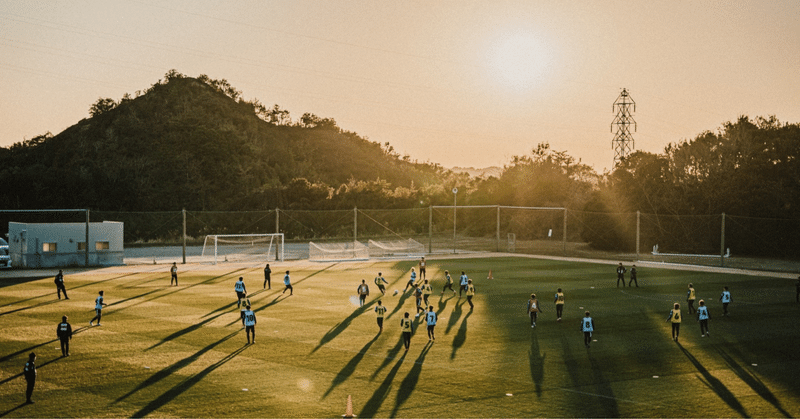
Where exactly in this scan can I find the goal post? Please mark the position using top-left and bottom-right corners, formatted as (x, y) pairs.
(308, 241), (369, 261)
(201, 233), (284, 264)
(368, 238), (425, 258)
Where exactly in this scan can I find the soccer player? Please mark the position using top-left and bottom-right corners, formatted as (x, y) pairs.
(282, 270), (293, 295)
(242, 305), (257, 344)
(419, 257), (427, 281)
(89, 290), (107, 326)
(459, 271), (469, 296)
(56, 315), (73, 357)
(581, 311), (594, 348)
(629, 265), (638, 287)
(666, 302), (681, 342)
(375, 300), (386, 332)
(527, 293), (541, 327)
(263, 263), (271, 289)
(234, 277), (247, 307)
(239, 293), (252, 322)
(616, 263), (626, 287)
(170, 262), (178, 286)
(403, 268), (417, 292)
(421, 279), (432, 307)
(54, 269), (69, 299)
(465, 279), (475, 310)
(697, 299), (710, 337)
(23, 353), (36, 404)
(374, 272), (388, 295)
(720, 286), (732, 316)
(414, 284), (425, 317)
(401, 312), (413, 351)
(441, 270), (456, 296)
(686, 283), (697, 314)
(554, 288), (565, 321)
(425, 305), (437, 341)
(357, 279), (370, 307)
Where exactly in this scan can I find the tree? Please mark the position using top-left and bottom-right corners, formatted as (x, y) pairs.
(89, 98), (118, 117)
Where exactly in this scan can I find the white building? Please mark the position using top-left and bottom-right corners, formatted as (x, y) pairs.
(7, 221), (124, 268)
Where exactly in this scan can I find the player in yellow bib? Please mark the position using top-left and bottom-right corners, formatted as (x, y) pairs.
(375, 300), (386, 333)
(554, 288), (565, 321)
(400, 312), (414, 351)
(421, 279), (432, 307)
(465, 279), (475, 310)
(666, 302), (682, 342)
(686, 283), (696, 314)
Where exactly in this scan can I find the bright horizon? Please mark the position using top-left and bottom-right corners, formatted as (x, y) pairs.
(2, 1), (798, 173)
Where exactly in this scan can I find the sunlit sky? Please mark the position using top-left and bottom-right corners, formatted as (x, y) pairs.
(2, 0), (798, 173)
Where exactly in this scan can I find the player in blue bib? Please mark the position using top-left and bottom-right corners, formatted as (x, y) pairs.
(697, 299), (710, 337)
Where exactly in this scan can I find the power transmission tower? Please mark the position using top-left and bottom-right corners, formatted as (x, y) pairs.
(611, 88), (636, 167)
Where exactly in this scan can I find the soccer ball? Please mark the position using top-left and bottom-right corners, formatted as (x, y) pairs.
(393, 290), (399, 296)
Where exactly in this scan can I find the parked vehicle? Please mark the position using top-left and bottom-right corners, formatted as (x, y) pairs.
(0, 238), (11, 268)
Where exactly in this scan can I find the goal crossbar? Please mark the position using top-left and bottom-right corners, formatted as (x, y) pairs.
(202, 233), (284, 264)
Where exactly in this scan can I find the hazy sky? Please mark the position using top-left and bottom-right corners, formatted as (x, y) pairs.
(2, 0), (798, 172)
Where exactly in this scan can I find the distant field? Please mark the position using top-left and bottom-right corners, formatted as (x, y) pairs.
(1, 257), (798, 418)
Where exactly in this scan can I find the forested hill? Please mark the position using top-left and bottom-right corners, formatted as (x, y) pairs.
(0, 74), (448, 211)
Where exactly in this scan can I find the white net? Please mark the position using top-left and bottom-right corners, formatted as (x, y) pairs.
(201, 234), (284, 263)
(368, 238), (425, 258)
(308, 241), (369, 261)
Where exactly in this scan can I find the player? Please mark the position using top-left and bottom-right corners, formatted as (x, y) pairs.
(234, 277), (247, 307)
(89, 290), (107, 326)
(170, 262), (178, 286)
(425, 305), (437, 341)
(263, 263), (271, 289)
(375, 300), (386, 332)
(459, 271), (469, 296)
(54, 269), (69, 299)
(56, 315), (73, 357)
(554, 288), (565, 321)
(720, 286), (732, 316)
(527, 293), (541, 327)
(616, 263), (626, 287)
(581, 311), (594, 348)
(414, 284), (425, 317)
(23, 353), (36, 404)
(421, 279), (432, 307)
(629, 265), (638, 287)
(403, 268), (417, 292)
(419, 257), (427, 280)
(239, 293), (252, 322)
(697, 299), (710, 337)
(666, 302), (681, 342)
(357, 279), (370, 307)
(441, 270), (456, 296)
(686, 283), (696, 314)
(465, 279), (475, 310)
(374, 272), (388, 295)
(401, 312), (413, 351)
(282, 270), (293, 295)
(242, 304), (257, 344)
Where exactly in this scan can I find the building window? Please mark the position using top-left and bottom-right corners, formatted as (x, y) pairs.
(43, 242), (57, 252)
(95, 241), (110, 250)
(77, 242), (87, 251)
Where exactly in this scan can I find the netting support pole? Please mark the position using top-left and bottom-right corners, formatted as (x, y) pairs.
(275, 208), (280, 234)
(354, 207), (358, 243)
(496, 206), (500, 252)
(635, 210), (640, 259)
(428, 206), (433, 254)
(182, 209), (186, 264)
(563, 209), (568, 256)
(720, 212), (726, 267)
(85, 209), (90, 267)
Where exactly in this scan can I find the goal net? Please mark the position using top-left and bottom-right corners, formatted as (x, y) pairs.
(368, 238), (425, 258)
(308, 241), (369, 261)
(201, 234), (284, 264)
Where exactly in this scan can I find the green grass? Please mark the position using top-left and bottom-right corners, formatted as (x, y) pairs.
(1, 257), (799, 418)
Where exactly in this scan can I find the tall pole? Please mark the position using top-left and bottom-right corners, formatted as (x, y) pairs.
(496, 205), (500, 252)
(354, 207), (358, 243)
(428, 206), (432, 254)
(720, 212), (726, 267)
(452, 188), (458, 254)
(636, 210), (640, 259)
(563, 208), (568, 256)
(182, 208), (186, 264)
(611, 88), (637, 167)
(85, 209), (90, 267)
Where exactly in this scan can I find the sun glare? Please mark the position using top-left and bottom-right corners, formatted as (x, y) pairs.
(488, 31), (551, 91)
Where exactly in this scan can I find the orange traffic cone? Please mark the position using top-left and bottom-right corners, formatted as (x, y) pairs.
(487, 270), (493, 280)
(342, 394), (356, 417)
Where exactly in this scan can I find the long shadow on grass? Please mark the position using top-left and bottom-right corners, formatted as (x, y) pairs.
(0, 354), (66, 386)
(359, 351), (408, 418)
(679, 343), (748, 417)
(444, 299), (463, 335)
(225, 294), (289, 326)
(0, 326), (90, 363)
(370, 339), (405, 381)
(147, 303), (237, 350)
(529, 329), (545, 397)
(385, 288), (413, 321)
(116, 330), (240, 403)
(587, 352), (620, 418)
(450, 310), (472, 360)
(390, 341), (432, 417)
(714, 343), (792, 417)
(0, 402), (29, 418)
(558, 332), (617, 417)
(0, 272), (142, 309)
(322, 334), (380, 398)
(0, 298), (62, 317)
(131, 342), (250, 418)
(310, 300), (377, 354)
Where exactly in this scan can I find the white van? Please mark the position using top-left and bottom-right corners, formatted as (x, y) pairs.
(0, 238), (11, 268)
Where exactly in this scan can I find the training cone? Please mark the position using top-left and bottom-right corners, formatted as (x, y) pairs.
(342, 394), (356, 418)
(487, 270), (493, 280)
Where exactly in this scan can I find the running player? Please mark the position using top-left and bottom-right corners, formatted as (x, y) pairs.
(282, 270), (293, 295)
(425, 305), (437, 341)
(666, 302), (681, 342)
(357, 279), (370, 307)
(629, 265), (638, 287)
(581, 311), (594, 348)
(414, 284), (425, 317)
(242, 305), (257, 344)
(421, 279), (432, 308)
(89, 290), (107, 326)
(554, 288), (565, 321)
(234, 277), (247, 307)
(527, 293), (541, 327)
(375, 300), (386, 332)
(465, 279), (475, 310)
(686, 283), (696, 314)
(239, 293), (252, 322)
(441, 270), (456, 296)
(697, 299), (710, 337)
(374, 272), (388, 295)
(403, 268), (418, 292)
(459, 271), (469, 296)
(720, 286), (732, 316)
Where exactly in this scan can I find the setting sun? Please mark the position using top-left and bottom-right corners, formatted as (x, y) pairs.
(488, 31), (552, 91)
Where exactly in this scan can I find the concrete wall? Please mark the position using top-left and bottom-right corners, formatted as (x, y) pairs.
(8, 221), (124, 268)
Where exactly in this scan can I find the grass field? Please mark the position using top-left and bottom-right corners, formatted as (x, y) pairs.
(1, 256), (799, 418)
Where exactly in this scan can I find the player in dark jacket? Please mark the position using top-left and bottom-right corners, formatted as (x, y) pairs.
(57, 315), (73, 356)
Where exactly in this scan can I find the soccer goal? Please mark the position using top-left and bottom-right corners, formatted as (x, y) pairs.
(201, 234), (284, 264)
(308, 241), (369, 261)
(368, 238), (425, 258)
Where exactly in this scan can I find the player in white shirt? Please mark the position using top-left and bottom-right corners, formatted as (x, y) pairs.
(282, 270), (293, 295)
(89, 290), (108, 326)
(242, 305), (257, 344)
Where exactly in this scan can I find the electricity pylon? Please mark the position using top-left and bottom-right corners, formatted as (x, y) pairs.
(611, 88), (636, 167)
